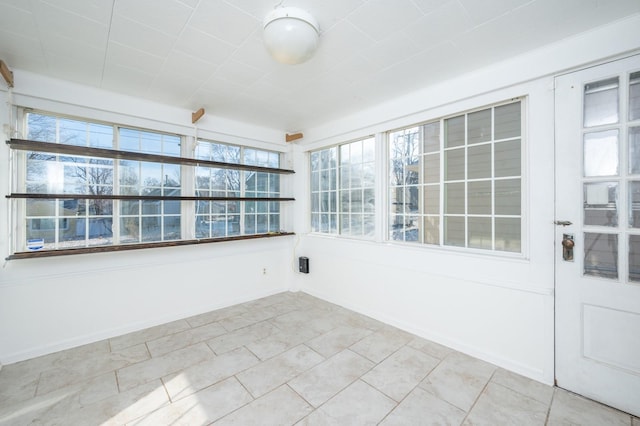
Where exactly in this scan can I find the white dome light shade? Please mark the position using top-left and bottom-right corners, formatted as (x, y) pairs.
(263, 7), (319, 65)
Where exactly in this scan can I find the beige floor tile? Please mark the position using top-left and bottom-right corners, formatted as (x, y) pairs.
(306, 325), (373, 358)
(0, 372), (118, 425)
(236, 344), (324, 398)
(3, 292), (636, 426)
(214, 385), (313, 425)
(288, 349), (375, 407)
(380, 386), (466, 426)
(491, 368), (554, 406)
(206, 321), (278, 355)
(300, 380), (396, 425)
(219, 308), (280, 332)
(116, 343), (213, 392)
(41, 379), (169, 426)
(146, 321), (227, 357)
(130, 377), (253, 425)
(462, 382), (548, 426)
(407, 336), (453, 360)
(109, 319), (191, 351)
(4, 340), (110, 380)
(162, 346), (259, 401)
(548, 388), (632, 426)
(36, 343), (149, 396)
(330, 307), (386, 332)
(0, 368), (39, 407)
(349, 326), (413, 363)
(268, 309), (338, 336)
(185, 303), (249, 328)
(246, 326), (321, 360)
(362, 345), (440, 402)
(419, 351), (496, 412)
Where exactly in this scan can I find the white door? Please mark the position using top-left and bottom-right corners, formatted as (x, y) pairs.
(555, 54), (640, 416)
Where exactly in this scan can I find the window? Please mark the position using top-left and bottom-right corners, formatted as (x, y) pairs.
(389, 100), (523, 253)
(8, 111), (292, 257)
(310, 137), (375, 237)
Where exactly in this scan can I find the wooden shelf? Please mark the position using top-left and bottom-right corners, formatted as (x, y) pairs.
(6, 232), (295, 260)
(7, 193), (295, 202)
(7, 139), (295, 175)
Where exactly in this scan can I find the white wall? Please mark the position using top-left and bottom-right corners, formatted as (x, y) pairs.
(293, 14), (640, 385)
(2, 13), (639, 385)
(0, 76), (297, 364)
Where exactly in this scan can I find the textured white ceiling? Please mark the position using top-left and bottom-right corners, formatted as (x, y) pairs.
(0, 0), (639, 132)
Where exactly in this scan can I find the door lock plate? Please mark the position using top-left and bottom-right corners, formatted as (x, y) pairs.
(562, 233), (575, 261)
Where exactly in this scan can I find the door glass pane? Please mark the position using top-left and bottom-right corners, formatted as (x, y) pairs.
(630, 71), (640, 121)
(468, 217), (492, 249)
(630, 235), (640, 282)
(584, 182), (618, 227)
(630, 127), (640, 174)
(584, 130), (619, 176)
(584, 77), (619, 127)
(584, 232), (618, 279)
(630, 181), (640, 228)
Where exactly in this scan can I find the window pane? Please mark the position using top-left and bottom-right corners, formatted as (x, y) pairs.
(423, 122), (440, 153)
(468, 181), (491, 215)
(467, 109), (491, 144)
(445, 182), (465, 214)
(424, 185), (440, 215)
(584, 182), (618, 227)
(495, 102), (521, 140)
(584, 130), (619, 177)
(630, 181), (640, 228)
(630, 127), (640, 174)
(445, 148), (465, 181)
(423, 216), (439, 245)
(467, 144), (491, 179)
(495, 179), (521, 215)
(584, 77), (619, 127)
(445, 116), (465, 148)
(27, 113), (57, 142)
(495, 218), (520, 252)
(495, 139), (521, 178)
(584, 232), (618, 279)
(444, 216), (465, 247)
(630, 235), (640, 282)
(468, 217), (492, 249)
(629, 71), (640, 121)
(423, 154), (440, 184)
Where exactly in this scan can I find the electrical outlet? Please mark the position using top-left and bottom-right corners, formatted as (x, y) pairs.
(262, 267), (267, 275)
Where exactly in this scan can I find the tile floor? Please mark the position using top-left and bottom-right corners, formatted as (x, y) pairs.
(0, 292), (637, 425)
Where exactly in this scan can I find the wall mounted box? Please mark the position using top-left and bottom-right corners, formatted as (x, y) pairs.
(299, 256), (309, 273)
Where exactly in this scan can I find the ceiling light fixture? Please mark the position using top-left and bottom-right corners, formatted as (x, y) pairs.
(263, 7), (319, 65)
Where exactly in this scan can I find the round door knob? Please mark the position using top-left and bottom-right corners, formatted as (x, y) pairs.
(562, 238), (574, 249)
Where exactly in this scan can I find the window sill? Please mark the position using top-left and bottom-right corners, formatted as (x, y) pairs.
(6, 232), (295, 260)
